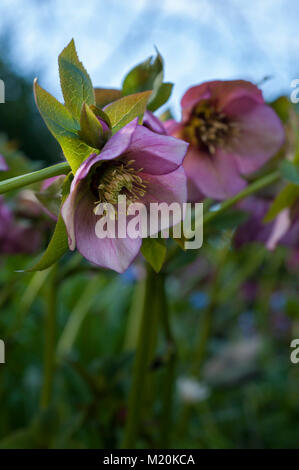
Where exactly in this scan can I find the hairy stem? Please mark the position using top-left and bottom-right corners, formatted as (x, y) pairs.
(0, 162), (70, 195)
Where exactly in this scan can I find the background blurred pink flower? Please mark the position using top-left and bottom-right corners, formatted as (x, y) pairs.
(166, 80), (284, 201)
(0, 196), (41, 254)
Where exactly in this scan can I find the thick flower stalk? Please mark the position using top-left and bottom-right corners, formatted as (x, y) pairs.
(166, 80), (285, 201)
(62, 118), (188, 273)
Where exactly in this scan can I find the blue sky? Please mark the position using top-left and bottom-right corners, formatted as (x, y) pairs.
(1, 0), (298, 116)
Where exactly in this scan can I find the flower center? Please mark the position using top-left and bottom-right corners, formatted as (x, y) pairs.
(184, 101), (240, 155)
(92, 160), (146, 210)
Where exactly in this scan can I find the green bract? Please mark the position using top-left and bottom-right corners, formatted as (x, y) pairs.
(122, 50), (173, 112)
(141, 238), (167, 273)
(104, 91), (152, 134)
(58, 39), (95, 121)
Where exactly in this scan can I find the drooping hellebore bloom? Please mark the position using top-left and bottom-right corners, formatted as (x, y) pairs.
(166, 80), (285, 201)
(62, 118), (188, 273)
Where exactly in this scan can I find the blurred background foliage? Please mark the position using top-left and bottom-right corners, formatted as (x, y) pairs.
(0, 0), (299, 450)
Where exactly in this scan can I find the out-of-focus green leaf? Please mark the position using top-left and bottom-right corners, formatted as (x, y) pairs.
(0, 134), (34, 181)
(264, 183), (299, 222)
(208, 209), (249, 230)
(78, 103), (104, 149)
(122, 51), (170, 110)
(29, 175), (72, 271)
(58, 39), (95, 121)
(279, 160), (299, 184)
(122, 52), (163, 97)
(0, 428), (37, 449)
(104, 91), (151, 134)
(141, 237), (167, 273)
(34, 80), (96, 173)
(147, 82), (173, 112)
(94, 88), (122, 107)
(270, 96), (291, 124)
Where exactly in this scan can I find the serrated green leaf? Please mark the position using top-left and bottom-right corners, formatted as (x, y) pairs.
(104, 91), (151, 134)
(280, 160), (299, 184)
(141, 237), (167, 273)
(78, 103), (104, 149)
(34, 80), (96, 173)
(29, 174), (72, 271)
(94, 88), (122, 107)
(147, 82), (173, 112)
(58, 39), (95, 121)
(264, 183), (299, 222)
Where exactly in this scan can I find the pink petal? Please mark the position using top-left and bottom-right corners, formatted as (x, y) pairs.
(140, 166), (187, 234)
(61, 181), (85, 250)
(181, 80), (263, 122)
(124, 125), (189, 175)
(229, 104), (285, 174)
(181, 83), (213, 121)
(74, 190), (142, 273)
(213, 80), (263, 111)
(163, 120), (184, 138)
(143, 111), (166, 135)
(183, 146), (246, 200)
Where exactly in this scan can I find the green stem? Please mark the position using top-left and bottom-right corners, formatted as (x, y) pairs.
(159, 273), (176, 448)
(40, 265), (57, 410)
(0, 162), (70, 195)
(192, 241), (230, 373)
(121, 264), (157, 449)
(203, 170), (279, 225)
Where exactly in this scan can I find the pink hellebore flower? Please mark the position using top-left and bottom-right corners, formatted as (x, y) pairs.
(62, 118), (188, 273)
(166, 80), (284, 201)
